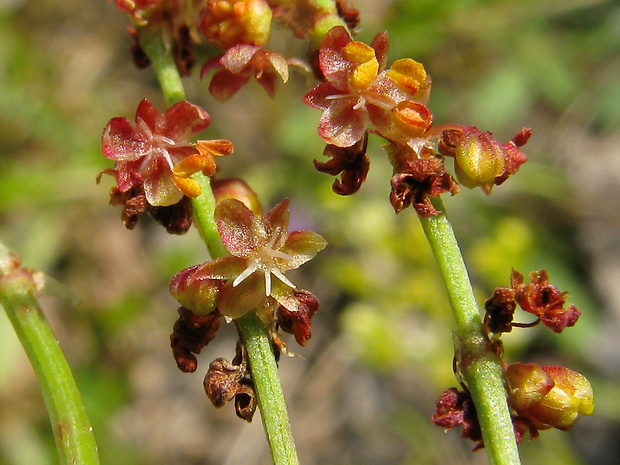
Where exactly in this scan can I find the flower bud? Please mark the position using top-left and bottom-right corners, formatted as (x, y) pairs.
(169, 265), (223, 316)
(453, 127), (505, 190)
(201, 0), (273, 49)
(506, 362), (594, 431)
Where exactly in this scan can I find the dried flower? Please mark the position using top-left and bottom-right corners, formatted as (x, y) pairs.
(204, 344), (257, 421)
(431, 387), (484, 451)
(511, 269), (581, 333)
(483, 286), (517, 334)
(314, 132), (370, 195)
(387, 143), (459, 216)
(505, 363), (594, 431)
(170, 307), (222, 372)
(276, 288), (320, 346)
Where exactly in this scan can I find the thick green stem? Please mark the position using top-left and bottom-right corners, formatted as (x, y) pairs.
(418, 198), (521, 465)
(140, 29), (299, 465)
(0, 244), (100, 465)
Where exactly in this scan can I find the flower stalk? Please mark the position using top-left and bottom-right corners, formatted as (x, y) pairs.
(418, 198), (521, 465)
(140, 28), (300, 465)
(0, 242), (100, 465)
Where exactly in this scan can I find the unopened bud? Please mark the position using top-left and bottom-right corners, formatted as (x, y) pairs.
(506, 362), (594, 431)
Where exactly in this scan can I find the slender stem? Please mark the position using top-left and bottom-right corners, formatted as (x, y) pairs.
(140, 28), (299, 465)
(191, 173), (300, 465)
(237, 313), (300, 465)
(139, 28), (187, 105)
(418, 198), (521, 465)
(0, 245), (100, 465)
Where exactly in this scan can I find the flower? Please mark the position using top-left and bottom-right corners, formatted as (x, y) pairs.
(506, 363), (594, 431)
(101, 99), (232, 207)
(170, 198), (326, 320)
(201, 45), (309, 102)
(303, 26), (431, 148)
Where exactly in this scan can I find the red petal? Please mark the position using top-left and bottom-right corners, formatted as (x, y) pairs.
(220, 44), (260, 73)
(142, 154), (184, 206)
(217, 275), (265, 319)
(209, 69), (251, 103)
(318, 97), (367, 147)
(135, 98), (160, 132)
(215, 198), (263, 255)
(163, 101), (210, 141)
(370, 31), (389, 71)
(319, 26), (353, 89)
(101, 117), (146, 161)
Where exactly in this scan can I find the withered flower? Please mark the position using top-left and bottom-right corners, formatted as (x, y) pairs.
(483, 286), (517, 334)
(511, 269), (581, 333)
(431, 387), (484, 451)
(170, 307), (222, 372)
(204, 344), (257, 421)
(388, 143), (459, 216)
(314, 132), (370, 195)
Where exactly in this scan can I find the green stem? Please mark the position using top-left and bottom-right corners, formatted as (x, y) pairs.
(190, 173), (300, 465)
(139, 28), (187, 105)
(418, 198), (521, 465)
(0, 244), (100, 465)
(140, 29), (299, 465)
(237, 313), (300, 465)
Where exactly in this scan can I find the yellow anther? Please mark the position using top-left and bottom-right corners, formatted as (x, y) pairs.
(342, 41), (376, 64)
(349, 58), (379, 90)
(386, 58), (427, 93)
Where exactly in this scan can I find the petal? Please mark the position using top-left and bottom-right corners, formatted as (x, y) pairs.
(142, 154), (184, 206)
(215, 198), (263, 255)
(280, 230), (327, 269)
(318, 97), (367, 147)
(209, 69), (251, 103)
(135, 98), (160, 131)
(163, 101), (211, 141)
(266, 51), (290, 82)
(319, 26), (353, 88)
(256, 71), (278, 98)
(169, 264), (223, 315)
(101, 117), (147, 161)
(217, 274), (266, 319)
(262, 199), (290, 250)
(303, 82), (346, 111)
(197, 256), (249, 280)
(370, 31), (389, 71)
(220, 44), (261, 74)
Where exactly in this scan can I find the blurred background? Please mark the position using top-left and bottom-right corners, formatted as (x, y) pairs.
(1, 0), (619, 464)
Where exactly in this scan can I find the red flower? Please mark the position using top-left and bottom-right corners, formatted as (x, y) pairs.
(201, 45), (309, 102)
(101, 99), (231, 207)
(303, 26), (431, 147)
(170, 198), (326, 321)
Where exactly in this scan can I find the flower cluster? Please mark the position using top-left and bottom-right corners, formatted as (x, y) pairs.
(433, 268), (593, 449)
(302, 26), (530, 216)
(115, 0), (320, 101)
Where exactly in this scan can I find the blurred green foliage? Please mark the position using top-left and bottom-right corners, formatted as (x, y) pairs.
(1, 0), (619, 464)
